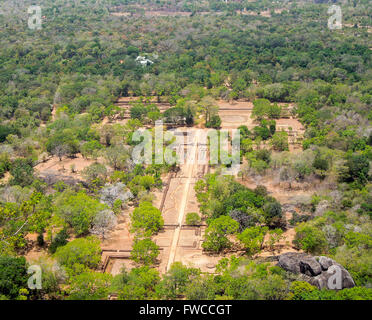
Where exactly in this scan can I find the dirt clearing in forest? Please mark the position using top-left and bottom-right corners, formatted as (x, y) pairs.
(99, 101), (307, 275)
(35, 154), (100, 182)
(111, 11), (193, 17)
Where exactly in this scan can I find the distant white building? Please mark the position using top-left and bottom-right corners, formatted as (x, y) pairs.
(135, 55), (154, 66)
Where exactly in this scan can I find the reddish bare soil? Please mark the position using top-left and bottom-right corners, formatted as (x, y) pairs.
(24, 233), (50, 264)
(48, 100), (308, 275)
(35, 154), (102, 181)
(111, 11), (193, 17)
(100, 208), (136, 275)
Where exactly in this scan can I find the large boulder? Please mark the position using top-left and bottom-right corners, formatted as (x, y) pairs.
(278, 252), (322, 276)
(277, 252), (355, 290)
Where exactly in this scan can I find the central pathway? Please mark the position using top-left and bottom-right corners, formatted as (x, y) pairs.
(166, 129), (200, 271)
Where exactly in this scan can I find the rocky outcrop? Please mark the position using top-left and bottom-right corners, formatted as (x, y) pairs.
(277, 252), (355, 290)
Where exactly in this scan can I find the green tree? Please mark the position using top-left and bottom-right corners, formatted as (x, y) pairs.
(252, 99), (270, 120)
(163, 106), (186, 125)
(111, 266), (160, 300)
(267, 103), (282, 119)
(202, 216), (239, 253)
(0, 256), (28, 299)
(0, 192), (47, 255)
(268, 228), (284, 251)
(263, 201), (283, 226)
(156, 262), (200, 299)
(346, 154), (369, 185)
(82, 162), (108, 187)
(81, 140), (103, 159)
(185, 107), (194, 126)
(253, 125), (271, 140)
(185, 275), (217, 300)
(130, 201), (164, 236)
(0, 154), (10, 179)
(54, 236), (101, 275)
(32, 257), (64, 299)
(313, 154), (329, 171)
(46, 130), (79, 158)
(271, 131), (289, 151)
(9, 158), (34, 187)
(139, 175), (155, 190)
(237, 226), (268, 256)
(198, 96), (219, 125)
(130, 104), (147, 120)
(256, 149), (271, 164)
(0, 125), (18, 143)
(147, 111), (162, 124)
(67, 271), (112, 300)
(287, 281), (317, 300)
(130, 238), (160, 266)
(104, 145), (131, 171)
(206, 115), (221, 129)
(55, 190), (107, 236)
(49, 229), (69, 254)
(294, 223), (327, 254)
(186, 212), (201, 226)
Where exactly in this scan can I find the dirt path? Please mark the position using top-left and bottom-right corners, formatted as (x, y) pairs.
(166, 130), (200, 271)
(99, 102), (306, 274)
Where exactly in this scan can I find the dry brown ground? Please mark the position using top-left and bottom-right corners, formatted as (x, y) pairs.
(111, 10), (226, 18)
(239, 175), (314, 205)
(0, 172), (11, 184)
(344, 23), (372, 33)
(101, 125), (308, 275)
(100, 174), (169, 275)
(111, 11), (193, 17)
(33, 99), (308, 275)
(100, 207), (136, 275)
(218, 100), (304, 150)
(217, 100), (300, 129)
(101, 117), (129, 126)
(111, 8), (286, 18)
(238, 8), (284, 17)
(238, 175), (314, 257)
(24, 233), (49, 263)
(34, 154), (100, 181)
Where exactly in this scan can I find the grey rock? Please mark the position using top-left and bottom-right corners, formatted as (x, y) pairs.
(317, 256), (333, 270)
(310, 263), (355, 290)
(314, 200), (330, 217)
(277, 252), (355, 290)
(278, 252), (321, 276)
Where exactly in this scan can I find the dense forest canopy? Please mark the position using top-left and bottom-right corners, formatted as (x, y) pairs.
(0, 0), (371, 301)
